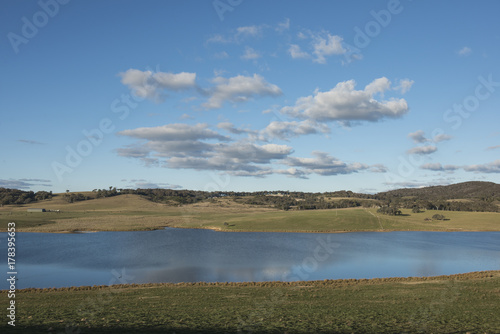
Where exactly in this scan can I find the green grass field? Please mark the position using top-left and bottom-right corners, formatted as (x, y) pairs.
(0, 194), (499, 233)
(2, 271), (499, 333)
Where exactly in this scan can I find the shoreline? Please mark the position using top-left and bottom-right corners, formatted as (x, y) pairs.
(5, 224), (500, 234)
(2, 270), (499, 293)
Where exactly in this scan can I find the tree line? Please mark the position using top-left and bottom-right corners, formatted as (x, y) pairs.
(0, 188), (52, 205)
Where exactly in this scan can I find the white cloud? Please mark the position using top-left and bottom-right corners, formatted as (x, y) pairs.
(370, 164), (388, 173)
(206, 34), (231, 44)
(259, 120), (330, 140)
(281, 77), (409, 123)
(408, 130), (452, 144)
(297, 32), (307, 39)
(458, 46), (472, 56)
(274, 168), (309, 179)
(288, 44), (310, 59)
(283, 151), (369, 176)
(276, 18), (290, 33)
(116, 145), (151, 158)
(214, 51), (229, 59)
(408, 130), (428, 143)
(395, 79), (414, 94)
(180, 113), (194, 120)
(312, 33), (346, 64)
(364, 77), (391, 96)
(119, 69), (196, 101)
(165, 142), (293, 174)
(236, 25), (261, 37)
(117, 123), (294, 175)
(241, 46), (261, 60)
(203, 74), (282, 109)
(0, 178), (52, 189)
(486, 145), (500, 151)
(420, 163), (459, 171)
(407, 145), (438, 155)
(117, 123), (229, 142)
(464, 160), (500, 173)
(217, 122), (256, 135)
(433, 134), (453, 143)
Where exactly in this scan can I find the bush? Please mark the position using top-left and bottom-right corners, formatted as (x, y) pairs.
(432, 214), (445, 220)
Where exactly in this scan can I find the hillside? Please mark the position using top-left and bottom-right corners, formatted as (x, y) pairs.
(375, 181), (500, 200)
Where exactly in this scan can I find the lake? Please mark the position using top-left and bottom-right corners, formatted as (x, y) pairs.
(2, 228), (499, 289)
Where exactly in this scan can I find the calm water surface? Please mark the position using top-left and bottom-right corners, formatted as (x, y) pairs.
(2, 228), (499, 289)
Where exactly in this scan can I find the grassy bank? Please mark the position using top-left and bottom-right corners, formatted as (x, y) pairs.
(0, 194), (499, 233)
(2, 271), (500, 333)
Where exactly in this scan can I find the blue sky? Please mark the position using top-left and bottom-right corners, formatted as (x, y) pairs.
(1, 0), (500, 193)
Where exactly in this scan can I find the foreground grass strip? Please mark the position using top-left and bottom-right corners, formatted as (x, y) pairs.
(1, 271), (500, 333)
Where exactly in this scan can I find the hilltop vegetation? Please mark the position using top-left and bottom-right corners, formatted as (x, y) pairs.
(376, 181), (500, 200)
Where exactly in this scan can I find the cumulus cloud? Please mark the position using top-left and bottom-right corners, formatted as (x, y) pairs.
(117, 123), (294, 175)
(241, 46), (261, 60)
(236, 25), (262, 37)
(275, 167), (309, 179)
(117, 121), (387, 179)
(370, 164), (388, 173)
(394, 79), (414, 94)
(214, 51), (229, 59)
(203, 74), (282, 109)
(165, 142), (292, 175)
(281, 77), (409, 123)
(217, 122), (256, 136)
(288, 31), (347, 64)
(458, 46), (472, 56)
(464, 160), (500, 173)
(115, 145), (151, 158)
(312, 33), (346, 64)
(117, 123), (229, 142)
(420, 163), (459, 171)
(407, 145), (438, 155)
(276, 18), (290, 33)
(283, 151), (369, 176)
(408, 130), (452, 144)
(0, 178), (52, 189)
(119, 69), (196, 101)
(408, 130), (428, 143)
(288, 44), (310, 59)
(259, 120), (330, 140)
(433, 134), (453, 143)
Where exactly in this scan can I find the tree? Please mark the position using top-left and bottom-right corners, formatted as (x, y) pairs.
(432, 214), (445, 220)
(412, 206), (422, 213)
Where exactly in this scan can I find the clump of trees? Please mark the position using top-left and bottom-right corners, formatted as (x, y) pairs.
(377, 206), (402, 216)
(412, 206), (423, 213)
(432, 214), (446, 221)
(93, 187), (120, 198)
(63, 192), (90, 203)
(0, 188), (52, 205)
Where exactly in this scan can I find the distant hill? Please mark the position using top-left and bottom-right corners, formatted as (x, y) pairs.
(375, 181), (500, 200)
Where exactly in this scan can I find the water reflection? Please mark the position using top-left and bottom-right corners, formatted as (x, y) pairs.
(1, 228), (499, 289)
